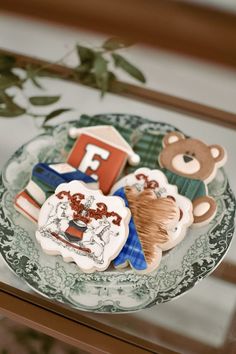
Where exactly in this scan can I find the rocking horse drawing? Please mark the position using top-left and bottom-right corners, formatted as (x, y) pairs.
(36, 181), (129, 270)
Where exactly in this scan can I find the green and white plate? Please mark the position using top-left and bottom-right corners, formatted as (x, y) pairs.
(0, 114), (235, 313)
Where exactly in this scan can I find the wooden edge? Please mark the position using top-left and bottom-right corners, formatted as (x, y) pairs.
(0, 289), (159, 354)
(1, 1), (236, 70)
(221, 307), (236, 353)
(0, 281), (219, 354)
(0, 281), (175, 354)
(0, 48), (235, 129)
(212, 260), (236, 284)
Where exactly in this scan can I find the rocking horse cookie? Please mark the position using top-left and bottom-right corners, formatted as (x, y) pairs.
(36, 181), (131, 273)
(159, 132), (227, 226)
(112, 168), (193, 273)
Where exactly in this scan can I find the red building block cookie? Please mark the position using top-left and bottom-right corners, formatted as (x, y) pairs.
(68, 126), (140, 194)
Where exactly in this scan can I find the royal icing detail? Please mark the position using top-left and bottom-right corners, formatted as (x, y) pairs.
(14, 163), (97, 223)
(36, 181), (131, 273)
(159, 132), (227, 226)
(111, 168), (193, 273)
(114, 187), (180, 273)
(68, 126), (140, 194)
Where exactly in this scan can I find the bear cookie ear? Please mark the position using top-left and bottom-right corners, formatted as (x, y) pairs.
(209, 144), (227, 166)
(162, 132), (186, 147)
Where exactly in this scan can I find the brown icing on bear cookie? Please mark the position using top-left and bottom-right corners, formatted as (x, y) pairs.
(159, 131), (227, 226)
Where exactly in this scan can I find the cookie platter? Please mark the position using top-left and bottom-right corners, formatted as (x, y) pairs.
(0, 113), (235, 313)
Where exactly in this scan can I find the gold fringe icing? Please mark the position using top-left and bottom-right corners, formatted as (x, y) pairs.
(125, 186), (180, 263)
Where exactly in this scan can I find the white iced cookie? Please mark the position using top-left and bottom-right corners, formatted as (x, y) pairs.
(111, 168), (193, 255)
(36, 181), (131, 273)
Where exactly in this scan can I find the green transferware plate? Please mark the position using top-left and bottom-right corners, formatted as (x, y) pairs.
(0, 114), (235, 313)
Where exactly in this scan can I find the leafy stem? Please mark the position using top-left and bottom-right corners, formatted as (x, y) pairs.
(0, 37), (146, 125)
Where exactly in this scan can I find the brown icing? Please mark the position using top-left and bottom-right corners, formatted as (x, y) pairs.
(125, 186), (179, 263)
(56, 190), (122, 226)
(159, 132), (226, 183)
(136, 173), (159, 189)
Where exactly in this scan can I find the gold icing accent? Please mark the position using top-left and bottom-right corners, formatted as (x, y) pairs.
(125, 186), (179, 263)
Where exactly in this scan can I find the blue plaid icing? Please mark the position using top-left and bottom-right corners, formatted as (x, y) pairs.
(113, 187), (147, 271)
(32, 163), (95, 190)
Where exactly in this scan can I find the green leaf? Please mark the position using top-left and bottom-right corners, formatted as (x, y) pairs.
(0, 70), (22, 89)
(0, 92), (26, 117)
(112, 53), (146, 83)
(26, 66), (44, 89)
(76, 45), (95, 64)
(107, 71), (117, 81)
(79, 72), (96, 86)
(0, 54), (15, 71)
(43, 108), (72, 125)
(103, 37), (134, 51)
(94, 54), (108, 77)
(94, 54), (109, 96)
(75, 62), (93, 74)
(31, 76), (44, 89)
(29, 95), (61, 106)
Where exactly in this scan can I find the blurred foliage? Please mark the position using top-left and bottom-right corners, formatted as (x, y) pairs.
(0, 37), (146, 125)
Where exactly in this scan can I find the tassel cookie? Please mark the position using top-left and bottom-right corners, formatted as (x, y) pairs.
(112, 168), (193, 273)
(36, 181), (131, 273)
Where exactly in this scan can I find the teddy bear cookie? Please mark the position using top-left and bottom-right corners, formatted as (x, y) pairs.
(158, 132), (227, 226)
(36, 181), (131, 273)
(111, 168), (193, 273)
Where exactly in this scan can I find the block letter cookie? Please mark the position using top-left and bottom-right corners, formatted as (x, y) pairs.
(112, 168), (193, 273)
(36, 181), (131, 273)
(159, 132), (227, 226)
(68, 125), (140, 194)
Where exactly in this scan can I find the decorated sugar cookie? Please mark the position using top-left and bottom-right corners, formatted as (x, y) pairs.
(14, 163), (97, 223)
(114, 186), (180, 273)
(68, 125), (140, 194)
(36, 181), (131, 273)
(112, 168), (193, 273)
(159, 132), (227, 226)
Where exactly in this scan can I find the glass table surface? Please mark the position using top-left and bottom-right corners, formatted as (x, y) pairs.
(0, 14), (236, 354)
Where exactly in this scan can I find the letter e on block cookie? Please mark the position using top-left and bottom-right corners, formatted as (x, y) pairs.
(68, 126), (140, 194)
